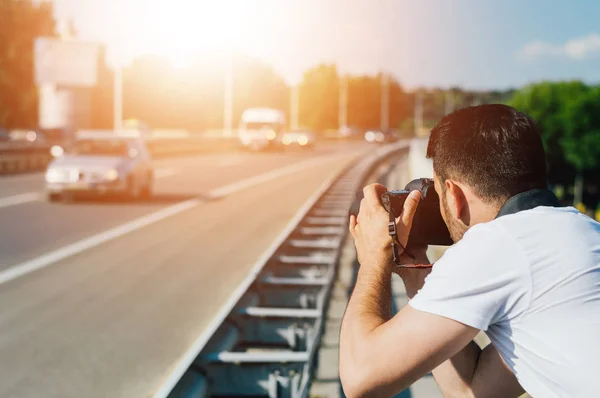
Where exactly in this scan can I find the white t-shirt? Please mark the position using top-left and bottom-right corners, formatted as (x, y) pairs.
(409, 206), (600, 398)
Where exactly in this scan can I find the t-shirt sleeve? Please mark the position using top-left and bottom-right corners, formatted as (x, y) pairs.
(408, 222), (531, 331)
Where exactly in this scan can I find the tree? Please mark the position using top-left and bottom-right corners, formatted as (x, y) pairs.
(299, 64), (339, 132)
(347, 74), (380, 130)
(345, 73), (410, 132)
(561, 87), (600, 205)
(509, 81), (600, 205)
(0, 0), (56, 128)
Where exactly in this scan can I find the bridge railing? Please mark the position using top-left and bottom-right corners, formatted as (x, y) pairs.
(0, 132), (240, 175)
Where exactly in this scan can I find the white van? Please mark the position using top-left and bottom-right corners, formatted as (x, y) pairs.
(238, 108), (285, 150)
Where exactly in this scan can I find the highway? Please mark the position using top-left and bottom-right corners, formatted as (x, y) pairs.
(0, 142), (369, 398)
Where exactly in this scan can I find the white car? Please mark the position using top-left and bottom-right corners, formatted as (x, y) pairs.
(45, 135), (153, 202)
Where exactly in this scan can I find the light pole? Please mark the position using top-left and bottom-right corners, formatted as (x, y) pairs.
(414, 90), (423, 136)
(287, 69), (303, 131)
(290, 84), (299, 130)
(113, 62), (123, 132)
(380, 72), (390, 131)
(338, 73), (348, 131)
(223, 50), (234, 137)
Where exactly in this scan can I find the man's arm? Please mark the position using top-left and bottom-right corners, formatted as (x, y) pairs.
(340, 260), (479, 397)
(340, 184), (477, 396)
(340, 274), (524, 398)
(340, 184), (525, 397)
(432, 340), (525, 398)
(400, 270), (525, 398)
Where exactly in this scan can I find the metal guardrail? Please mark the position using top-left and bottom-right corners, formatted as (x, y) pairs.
(0, 129), (366, 176)
(0, 134), (240, 175)
(0, 142), (53, 175)
(153, 141), (410, 398)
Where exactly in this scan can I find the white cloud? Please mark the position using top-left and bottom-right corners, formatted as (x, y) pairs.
(519, 33), (600, 61)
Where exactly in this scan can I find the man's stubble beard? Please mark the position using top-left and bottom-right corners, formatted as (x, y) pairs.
(442, 191), (468, 243)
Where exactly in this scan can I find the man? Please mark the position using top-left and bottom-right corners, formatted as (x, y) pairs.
(339, 104), (600, 397)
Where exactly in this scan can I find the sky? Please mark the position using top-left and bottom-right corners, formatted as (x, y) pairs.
(51, 0), (600, 90)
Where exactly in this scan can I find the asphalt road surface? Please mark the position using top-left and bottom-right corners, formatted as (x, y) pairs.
(0, 142), (369, 398)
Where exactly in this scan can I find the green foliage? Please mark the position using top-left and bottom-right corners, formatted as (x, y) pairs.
(509, 81), (600, 206)
(345, 73), (409, 131)
(561, 86), (600, 171)
(0, 0), (55, 128)
(509, 81), (600, 173)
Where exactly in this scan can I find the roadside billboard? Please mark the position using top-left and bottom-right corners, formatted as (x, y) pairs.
(34, 37), (99, 88)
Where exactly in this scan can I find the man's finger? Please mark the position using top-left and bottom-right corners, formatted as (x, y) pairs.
(362, 183), (387, 209)
(401, 190), (421, 228)
(356, 198), (366, 220)
(349, 215), (357, 237)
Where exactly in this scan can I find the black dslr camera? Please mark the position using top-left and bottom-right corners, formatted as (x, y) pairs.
(350, 178), (452, 248)
(381, 178), (452, 246)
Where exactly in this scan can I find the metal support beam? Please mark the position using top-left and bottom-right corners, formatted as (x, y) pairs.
(278, 254), (336, 266)
(299, 226), (344, 236)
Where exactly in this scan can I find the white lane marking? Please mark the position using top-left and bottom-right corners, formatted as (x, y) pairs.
(0, 192), (41, 209)
(0, 152), (354, 286)
(0, 199), (202, 285)
(208, 152), (349, 199)
(151, 162), (343, 398)
(154, 168), (177, 179)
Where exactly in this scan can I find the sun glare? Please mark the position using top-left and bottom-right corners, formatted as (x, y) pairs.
(134, 0), (253, 68)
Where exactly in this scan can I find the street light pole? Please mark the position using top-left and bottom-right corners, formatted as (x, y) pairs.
(339, 74), (348, 130)
(414, 90), (423, 136)
(223, 51), (234, 137)
(290, 84), (300, 130)
(113, 64), (123, 132)
(380, 72), (389, 131)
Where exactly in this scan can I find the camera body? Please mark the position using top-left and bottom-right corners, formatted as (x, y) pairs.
(349, 178), (453, 246)
(381, 178), (452, 246)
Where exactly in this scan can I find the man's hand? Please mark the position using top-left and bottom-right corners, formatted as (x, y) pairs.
(349, 183), (421, 271)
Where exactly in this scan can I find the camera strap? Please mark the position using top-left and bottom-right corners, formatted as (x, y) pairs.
(388, 209), (415, 264)
(495, 189), (561, 219)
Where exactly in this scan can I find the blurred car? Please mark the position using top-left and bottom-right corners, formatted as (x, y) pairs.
(8, 129), (47, 144)
(364, 128), (401, 144)
(40, 127), (76, 147)
(45, 132), (153, 202)
(281, 129), (316, 149)
(339, 125), (362, 139)
(365, 130), (386, 143)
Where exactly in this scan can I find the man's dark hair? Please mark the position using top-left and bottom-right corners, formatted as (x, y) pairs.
(427, 104), (547, 204)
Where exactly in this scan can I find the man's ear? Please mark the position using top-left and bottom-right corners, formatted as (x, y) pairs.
(445, 179), (468, 223)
